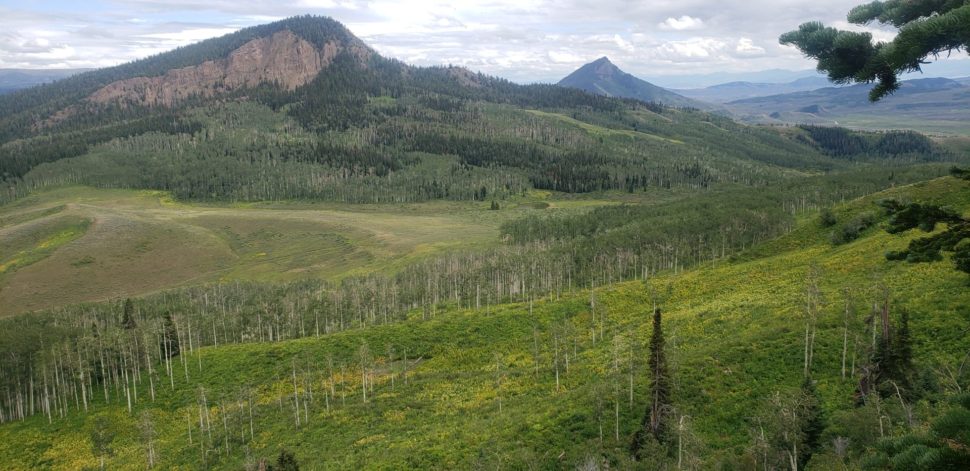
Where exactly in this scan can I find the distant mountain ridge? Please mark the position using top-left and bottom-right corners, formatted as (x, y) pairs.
(726, 77), (970, 134)
(673, 76), (833, 103)
(557, 57), (709, 109)
(0, 69), (90, 94)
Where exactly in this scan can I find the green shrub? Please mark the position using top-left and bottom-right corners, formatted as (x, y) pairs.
(819, 207), (838, 227)
(829, 212), (877, 245)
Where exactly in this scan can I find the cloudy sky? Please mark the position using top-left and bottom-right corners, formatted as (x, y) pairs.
(1, 0), (967, 87)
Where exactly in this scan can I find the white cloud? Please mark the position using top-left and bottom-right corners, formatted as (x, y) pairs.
(548, 50), (585, 63)
(298, 0), (339, 7)
(659, 15), (704, 31)
(139, 28), (239, 42)
(655, 38), (725, 60)
(613, 34), (634, 52)
(1, 0), (967, 84)
(735, 38), (765, 56)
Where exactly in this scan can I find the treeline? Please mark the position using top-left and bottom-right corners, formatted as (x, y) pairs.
(7, 94), (927, 206)
(2, 102), (535, 205)
(798, 125), (949, 160)
(0, 166), (951, 424)
(391, 132), (718, 192)
(502, 165), (951, 278)
(0, 113), (201, 181)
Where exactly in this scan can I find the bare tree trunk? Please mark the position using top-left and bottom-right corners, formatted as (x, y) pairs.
(803, 322), (811, 377)
(292, 365), (301, 427)
(841, 325), (848, 379)
(249, 392), (255, 440)
(554, 335), (560, 393)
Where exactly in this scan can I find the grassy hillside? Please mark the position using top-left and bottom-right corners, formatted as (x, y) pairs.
(1, 176), (966, 469)
(0, 186), (626, 315)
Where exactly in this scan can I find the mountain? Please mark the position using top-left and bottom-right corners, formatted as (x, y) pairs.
(1, 15), (969, 470)
(673, 76), (833, 103)
(727, 77), (970, 134)
(0, 68), (90, 94)
(557, 57), (709, 108)
(6, 15), (947, 208)
(87, 30), (369, 108)
(644, 69), (824, 89)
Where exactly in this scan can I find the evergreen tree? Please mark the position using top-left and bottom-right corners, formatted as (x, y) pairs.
(632, 308), (671, 458)
(893, 310), (914, 376)
(863, 393), (970, 469)
(799, 377), (826, 470)
(161, 313), (180, 359)
(781, 0), (970, 101)
(952, 166), (970, 181)
(865, 309), (918, 400)
(954, 240), (970, 275)
(818, 207), (837, 227)
(268, 448), (300, 471)
(121, 298), (136, 330)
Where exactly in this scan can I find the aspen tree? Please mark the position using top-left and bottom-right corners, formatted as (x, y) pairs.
(140, 410), (157, 468)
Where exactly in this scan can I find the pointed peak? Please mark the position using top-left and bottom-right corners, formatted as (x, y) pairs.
(588, 57), (620, 71)
(583, 56), (623, 78)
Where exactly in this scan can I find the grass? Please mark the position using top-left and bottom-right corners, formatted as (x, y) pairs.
(835, 114), (970, 136)
(523, 109), (685, 144)
(0, 186), (622, 316)
(0, 215), (90, 276)
(0, 177), (966, 469)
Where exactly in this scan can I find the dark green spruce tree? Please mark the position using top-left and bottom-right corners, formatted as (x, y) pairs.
(268, 449), (300, 471)
(798, 377), (826, 469)
(161, 313), (180, 359)
(781, 0), (970, 101)
(632, 308), (671, 458)
(121, 298), (136, 330)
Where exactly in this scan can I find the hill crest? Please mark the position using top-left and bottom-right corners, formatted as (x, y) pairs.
(88, 29), (370, 108)
(558, 57), (710, 108)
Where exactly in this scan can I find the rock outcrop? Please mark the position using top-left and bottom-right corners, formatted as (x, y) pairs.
(88, 30), (368, 107)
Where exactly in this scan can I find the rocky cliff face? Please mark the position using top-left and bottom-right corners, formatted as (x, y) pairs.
(88, 30), (368, 107)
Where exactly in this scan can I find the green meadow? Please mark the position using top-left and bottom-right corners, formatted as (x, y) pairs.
(0, 177), (965, 469)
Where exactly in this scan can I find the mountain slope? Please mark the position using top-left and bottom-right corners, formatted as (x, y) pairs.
(673, 76), (833, 103)
(0, 17), (959, 210)
(87, 30), (368, 108)
(4, 16), (373, 132)
(727, 77), (970, 134)
(558, 57), (709, 108)
(0, 176), (966, 469)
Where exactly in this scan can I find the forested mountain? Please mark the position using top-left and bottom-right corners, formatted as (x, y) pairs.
(0, 16), (955, 206)
(1, 13), (969, 470)
(557, 57), (709, 109)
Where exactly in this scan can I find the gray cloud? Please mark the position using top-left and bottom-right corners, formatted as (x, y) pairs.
(0, 1), (966, 83)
